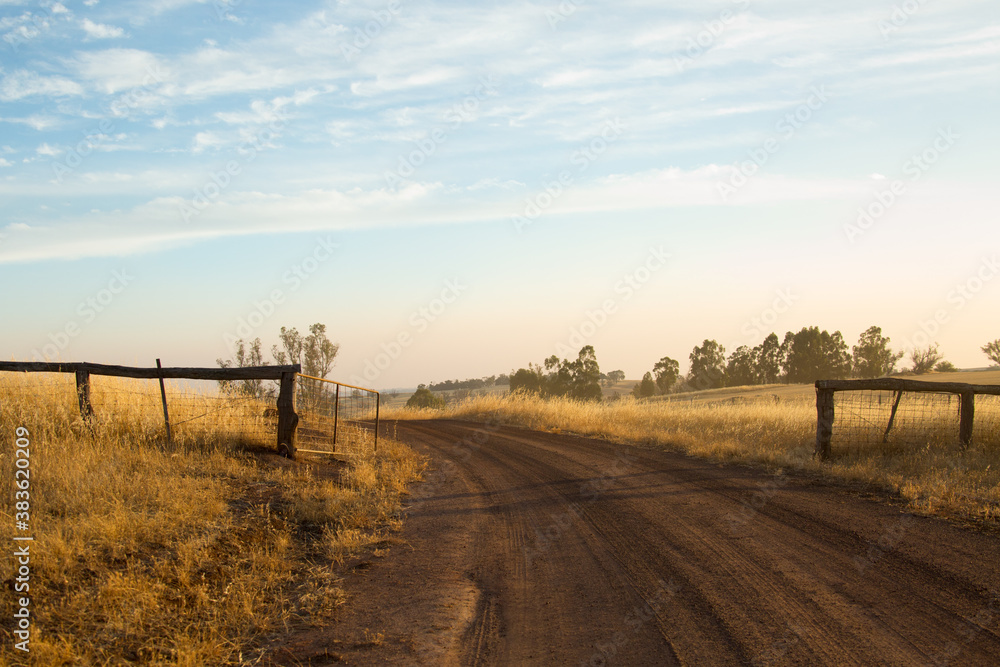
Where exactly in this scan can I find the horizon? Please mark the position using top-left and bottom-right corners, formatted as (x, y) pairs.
(2, 0), (998, 390)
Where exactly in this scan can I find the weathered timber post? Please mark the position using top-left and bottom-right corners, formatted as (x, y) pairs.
(959, 391), (975, 447)
(815, 383), (835, 461)
(75, 369), (94, 420)
(276, 371), (299, 458)
(156, 358), (172, 443)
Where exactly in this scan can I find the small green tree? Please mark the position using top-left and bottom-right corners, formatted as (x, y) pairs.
(983, 339), (1000, 366)
(406, 387), (445, 409)
(934, 360), (958, 373)
(652, 357), (679, 393)
(852, 325), (904, 378)
(217, 337), (269, 398)
(910, 344), (943, 375)
(607, 369), (626, 385)
(632, 372), (656, 399)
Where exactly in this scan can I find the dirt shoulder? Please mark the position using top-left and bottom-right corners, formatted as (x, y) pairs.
(277, 419), (1000, 665)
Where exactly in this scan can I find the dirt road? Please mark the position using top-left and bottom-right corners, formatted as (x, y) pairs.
(281, 419), (1000, 665)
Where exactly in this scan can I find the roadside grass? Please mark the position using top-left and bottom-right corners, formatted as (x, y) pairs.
(0, 373), (423, 665)
(384, 390), (1000, 525)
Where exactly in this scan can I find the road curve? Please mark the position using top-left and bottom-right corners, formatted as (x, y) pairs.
(281, 419), (1000, 666)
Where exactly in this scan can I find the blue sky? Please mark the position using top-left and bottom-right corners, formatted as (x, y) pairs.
(1, 0), (998, 389)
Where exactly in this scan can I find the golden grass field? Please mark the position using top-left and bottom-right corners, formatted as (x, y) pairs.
(385, 369), (1000, 527)
(0, 373), (423, 665)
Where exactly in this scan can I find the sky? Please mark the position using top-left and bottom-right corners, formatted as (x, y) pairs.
(1, 0), (998, 390)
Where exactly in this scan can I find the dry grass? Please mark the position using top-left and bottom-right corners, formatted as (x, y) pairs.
(0, 373), (423, 665)
(385, 390), (1000, 525)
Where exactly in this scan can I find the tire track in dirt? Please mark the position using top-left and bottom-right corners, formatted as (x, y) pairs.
(282, 419), (1000, 666)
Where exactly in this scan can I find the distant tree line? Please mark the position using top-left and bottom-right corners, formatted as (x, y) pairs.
(509, 345), (604, 401)
(427, 374), (509, 392)
(632, 325), (979, 398)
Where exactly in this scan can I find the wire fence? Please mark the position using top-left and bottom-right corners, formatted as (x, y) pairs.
(295, 375), (379, 457)
(818, 380), (1000, 457)
(0, 371), (276, 450)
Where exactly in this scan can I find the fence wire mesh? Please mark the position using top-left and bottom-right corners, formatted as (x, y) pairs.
(832, 389), (1000, 452)
(295, 375), (378, 457)
(0, 371), (275, 449)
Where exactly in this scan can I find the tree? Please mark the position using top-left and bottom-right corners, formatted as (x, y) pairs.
(755, 333), (784, 384)
(272, 323), (340, 379)
(910, 344), (943, 374)
(852, 325), (904, 378)
(217, 337), (269, 398)
(607, 370), (626, 386)
(543, 354), (573, 398)
(983, 339), (1000, 366)
(632, 372), (656, 399)
(568, 345), (603, 401)
(406, 387), (445, 409)
(725, 346), (758, 388)
(652, 357), (679, 393)
(782, 327), (851, 383)
(509, 366), (543, 394)
(688, 340), (727, 390)
(935, 360), (958, 373)
(303, 323), (339, 379)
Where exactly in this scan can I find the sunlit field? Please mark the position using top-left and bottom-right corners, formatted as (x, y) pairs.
(0, 373), (423, 665)
(385, 387), (1000, 526)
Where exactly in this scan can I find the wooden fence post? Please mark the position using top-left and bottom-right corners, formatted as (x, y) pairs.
(815, 384), (835, 460)
(959, 391), (975, 447)
(75, 369), (94, 420)
(276, 371), (299, 458)
(156, 359), (172, 443)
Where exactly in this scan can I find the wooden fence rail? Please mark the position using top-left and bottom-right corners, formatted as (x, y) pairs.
(0, 361), (302, 456)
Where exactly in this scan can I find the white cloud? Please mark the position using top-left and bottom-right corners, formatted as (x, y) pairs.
(0, 115), (60, 130)
(35, 143), (62, 156)
(0, 158), (12, 167)
(191, 131), (225, 153)
(0, 71), (84, 101)
(81, 18), (124, 39)
(68, 49), (166, 94)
